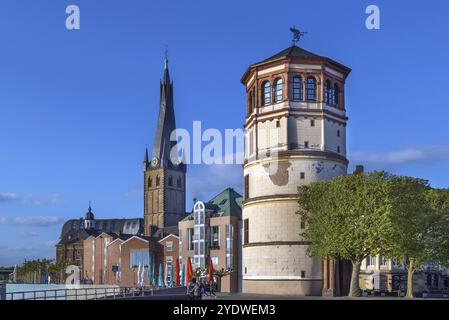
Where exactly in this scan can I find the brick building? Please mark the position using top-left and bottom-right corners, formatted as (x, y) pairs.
(56, 204), (144, 278)
(178, 188), (242, 293)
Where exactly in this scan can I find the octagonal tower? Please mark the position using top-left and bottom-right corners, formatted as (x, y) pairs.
(241, 45), (351, 295)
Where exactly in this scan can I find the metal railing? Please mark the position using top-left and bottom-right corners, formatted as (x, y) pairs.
(6, 286), (157, 301)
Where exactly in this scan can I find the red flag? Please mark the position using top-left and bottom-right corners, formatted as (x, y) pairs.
(208, 257), (214, 283)
(174, 258), (180, 287)
(186, 256), (193, 285)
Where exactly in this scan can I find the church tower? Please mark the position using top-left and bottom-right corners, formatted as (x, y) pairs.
(241, 40), (351, 295)
(144, 54), (186, 237)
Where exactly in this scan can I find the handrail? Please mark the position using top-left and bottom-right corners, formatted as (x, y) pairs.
(5, 286), (157, 301)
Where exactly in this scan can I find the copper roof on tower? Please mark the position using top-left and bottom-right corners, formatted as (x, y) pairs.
(241, 45), (351, 83)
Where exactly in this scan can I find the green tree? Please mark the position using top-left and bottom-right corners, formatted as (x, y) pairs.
(387, 184), (449, 298)
(427, 189), (449, 269)
(298, 171), (397, 297)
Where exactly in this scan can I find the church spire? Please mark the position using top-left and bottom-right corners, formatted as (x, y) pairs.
(149, 51), (184, 172)
(143, 145), (149, 170)
(163, 45), (170, 85)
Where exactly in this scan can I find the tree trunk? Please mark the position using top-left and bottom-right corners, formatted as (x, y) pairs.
(406, 259), (415, 299)
(349, 260), (362, 297)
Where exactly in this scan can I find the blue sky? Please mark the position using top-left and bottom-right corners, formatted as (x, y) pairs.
(1, 0), (449, 266)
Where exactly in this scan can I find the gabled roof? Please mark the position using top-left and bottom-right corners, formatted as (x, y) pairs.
(158, 233), (179, 243)
(57, 229), (102, 245)
(121, 235), (160, 246)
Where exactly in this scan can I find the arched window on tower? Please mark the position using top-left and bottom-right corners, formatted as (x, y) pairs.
(148, 177), (152, 188)
(292, 76), (302, 101)
(156, 176), (160, 187)
(325, 80), (331, 104)
(306, 77), (316, 101)
(177, 176), (182, 188)
(274, 78), (283, 103)
(168, 176), (173, 187)
(252, 90), (256, 109)
(262, 81), (271, 106)
(334, 84), (340, 107)
(248, 91), (253, 115)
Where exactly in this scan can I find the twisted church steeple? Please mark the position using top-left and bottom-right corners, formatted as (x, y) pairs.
(143, 52), (186, 237)
(147, 52), (184, 172)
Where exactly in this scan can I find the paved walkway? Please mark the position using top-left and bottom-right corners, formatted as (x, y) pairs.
(202, 293), (448, 300)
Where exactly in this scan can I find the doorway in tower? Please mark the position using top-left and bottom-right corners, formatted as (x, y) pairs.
(323, 259), (352, 296)
(338, 260), (352, 296)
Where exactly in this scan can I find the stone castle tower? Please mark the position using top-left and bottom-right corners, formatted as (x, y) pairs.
(240, 44), (351, 295)
(143, 55), (186, 237)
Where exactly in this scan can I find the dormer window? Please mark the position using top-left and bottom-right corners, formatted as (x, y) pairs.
(274, 78), (283, 103)
(262, 81), (271, 106)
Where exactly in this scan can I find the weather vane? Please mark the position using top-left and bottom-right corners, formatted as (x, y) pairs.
(290, 26), (307, 45)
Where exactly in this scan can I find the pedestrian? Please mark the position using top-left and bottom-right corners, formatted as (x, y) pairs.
(210, 279), (216, 297)
(187, 277), (196, 299)
(193, 280), (201, 300)
(200, 280), (206, 299)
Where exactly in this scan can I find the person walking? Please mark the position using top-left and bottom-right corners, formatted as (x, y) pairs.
(193, 280), (201, 300)
(187, 277), (196, 299)
(210, 279), (217, 298)
(199, 280), (206, 299)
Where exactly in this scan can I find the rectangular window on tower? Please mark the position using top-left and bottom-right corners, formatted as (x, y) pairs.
(249, 131), (254, 155)
(310, 119), (315, 127)
(243, 219), (249, 245)
(304, 141), (309, 149)
(244, 175), (249, 200)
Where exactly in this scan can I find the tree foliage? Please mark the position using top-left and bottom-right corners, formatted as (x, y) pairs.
(298, 171), (449, 298)
(298, 171), (397, 296)
(386, 185), (449, 298)
(298, 172), (396, 261)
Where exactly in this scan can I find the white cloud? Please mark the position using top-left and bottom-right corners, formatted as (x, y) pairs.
(124, 189), (144, 198)
(350, 145), (449, 169)
(0, 216), (64, 227)
(0, 192), (66, 206)
(187, 164), (242, 201)
(0, 193), (20, 202)
(0, 245), (35, 252)
(20, 231), (39, 238)
(44, 240), (57, 247)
